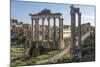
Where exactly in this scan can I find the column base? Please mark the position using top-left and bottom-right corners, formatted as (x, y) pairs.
(58, 40), (65, 50)
(71, 47), (82, 62)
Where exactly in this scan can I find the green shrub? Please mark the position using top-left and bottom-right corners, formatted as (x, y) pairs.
(81, 54), (95, 62)
(28, 42), (36, 57)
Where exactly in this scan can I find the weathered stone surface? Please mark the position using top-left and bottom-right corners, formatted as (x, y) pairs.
(30, 9), (64, 57)
(70, 5), (82, 60)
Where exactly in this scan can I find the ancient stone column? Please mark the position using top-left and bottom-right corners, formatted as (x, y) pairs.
(58, 17), (65, 50)
(59, 18), (63, 41)
(35, 19), (40, 56)
(78, 12), (82, 59)
(35, 19), (37, 41)
(42, 18), (45, 41)
(47, 18), (50, 41)
(59, 18), (61, 41)
(53, 18), (56, 41)
(35, 19), (39, 41)
(37, 19), (39, 41)
(70, 8), (76, 49)
(78, 12), (81, 48)
(70, 5), (83, 61)
(61, 18), (63, 40)
(31, 18), (34, 41)
(70, 6), (77, 61)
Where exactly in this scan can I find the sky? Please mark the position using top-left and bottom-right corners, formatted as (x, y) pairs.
(11, 0), (95, 26)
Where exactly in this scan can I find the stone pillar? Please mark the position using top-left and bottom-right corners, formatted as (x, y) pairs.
(35, 19), (37, 41)
(71, 9), (76, 49)
(70, 5), (82, 61)
(35, 19), (38, 41)
(70, 6), (76, 61)
(37, 19), (39, 41)
(59, 19), (61, 41)
(32, 19), (40, 56)
(35, 19), (39, 46)
(78, 12), (82, 59)
(31, 18), (34, 41)
(42, 18), (45, 41)
(36, 19), (40, 55)
(53, 18), (56, 49)
(58, 17), (65, 50)
(53, 18), (56, 41)
(61, 18), (63, 40)
(78, 12), (81, 48)
(47, 18), (50, 41)
(59, 18), (63, 41)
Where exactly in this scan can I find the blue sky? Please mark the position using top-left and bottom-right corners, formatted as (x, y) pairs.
(11, 0), (95, 26)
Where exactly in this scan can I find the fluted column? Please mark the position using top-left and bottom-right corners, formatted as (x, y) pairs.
(70, 6), (77, 61)
(78, 12), (81, 48)
(53, 18), (56, 41)
(71, 11), (76, 49)
(61, 18), (63, 40)
(37, 19), (39, 41)
(47, 18), (50, 41)
(59, 18), (63, 41)
(35, 19), (37, 41)
(58, 17), (65, 50)
(42, 18), (45, 41)
(35, 19), (39, 41)
(78, 12), (81, 59)
(31, 18), (34, 41)
(35, 18), (39, 51)
(59, 18), (61, 41)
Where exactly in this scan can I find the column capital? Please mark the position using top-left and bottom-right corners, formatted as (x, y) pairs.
(70, 10), (75, 14)
(59, 18), (64, 21)
(35, 18), (39, 21)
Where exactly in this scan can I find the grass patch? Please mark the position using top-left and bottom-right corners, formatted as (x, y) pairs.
(11, 47), (25, 57)
(33, 50), (59, 62)
(11, 50), (60, 67)
(61, 52), (71, 63)
(81, 54), (95, 62)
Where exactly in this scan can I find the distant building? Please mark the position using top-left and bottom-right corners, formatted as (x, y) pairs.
(11, 19), (23, 34)
(63, 25), (71, 38)
(11, 19), (23, 38)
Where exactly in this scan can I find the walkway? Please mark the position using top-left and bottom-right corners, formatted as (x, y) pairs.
(36, 31), (91, 64)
